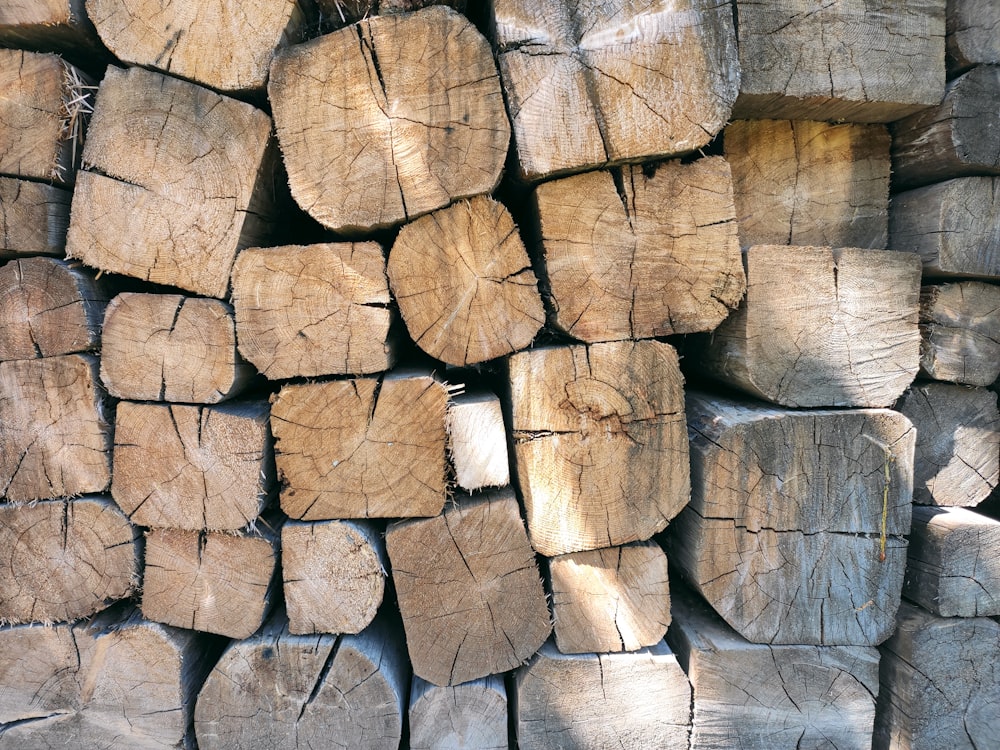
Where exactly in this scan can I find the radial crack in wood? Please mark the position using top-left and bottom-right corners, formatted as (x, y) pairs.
(408, 674), (508, 750)
(917, 281), (1000, 386)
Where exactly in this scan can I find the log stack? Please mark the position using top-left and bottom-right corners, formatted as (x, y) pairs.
(0, 1), (997, 748)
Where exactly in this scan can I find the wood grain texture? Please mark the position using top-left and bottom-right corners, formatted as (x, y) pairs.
(0, 0), (108, 67)
(491, 0), (739, 180)
(918, 281), (1000, 386)
(534, 157), (744, 342)
(269, 6), (509, 232)
(0, 177), (70, 258)
(447, 390), (510, 492)
(946, 0), (1000, 75)
(507, 340), (689, 556)
(409, 674), (508, 750)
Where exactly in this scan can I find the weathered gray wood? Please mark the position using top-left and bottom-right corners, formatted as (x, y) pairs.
(0, 177), (70, 258)
(386, 489), (551, 686)
(409, 674), (508, 750)
(549, 541), (670, 654)
(668, 391), (914, 646)
(892, 66), (1000, 190)
(889, 176), (1000, 279)
(514, 639), (691, 750)
(506, 340), (689, 556)
(726, 120), (890, 249)
(194, 610), (408, 750)
(946, 0), (1000, 75)
(695, 245), (922, 408)
(0, 604), (220, 749)
(918, 281), (1000, 386)
(0, 496), (139, 625)
(281, 519), (386, 635)
(874, 602), (1000, 749)
(447, 390), (510, 492)
(903, 506), (1000, 617)
(896, 382), (999, 506)
(667, 586), (880, 750)
(732, 0), (946, 122)
(491, 0), (739, 181)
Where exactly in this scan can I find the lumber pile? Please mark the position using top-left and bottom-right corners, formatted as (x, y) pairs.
(0, 1), (998, 748)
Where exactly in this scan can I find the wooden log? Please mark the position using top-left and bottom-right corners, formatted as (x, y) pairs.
(0, 49), (93, 184)
(0, 257), (105, 361)
(385, 489), (551, 686)
(111, 400), (274, 531)
(892, 66), (1000, 191)
(0, 496), (139, 625)
(725, 120), (891, 249)
(0, 1), (109, 68)
(0, 604), (221, 749)
(65, 66), (277, 298)
(271, 371), (448, 519)
(904, 506), (1000, 617)
(387, 196), (544, 365)
(732, 0), (946, 122)
(514, 639), (691, 750)
(490, 0), (738, 181)
(409, 674), (508, 750)
(946, 0), (1000, 75)
(269, 6), (509, 233)
(0, 177), (70, 258)
(695, 245), (922, 408)
(896, 382), (999, 506)
(194, 610), (408, 750)
(100, 292), (253, 403)
(667, 585), (880, 750)
(313, 0), (467, 30)
(889, 176), (1000, 279)
(281, 519), (386, 635)
(141, 526), (279, 639)
(447, 390), (510, 492)
(533, 157), (745, 342)
(0, 354), (111, 502)
(549, 540), (670, 654)
(87, 0), (307, 93)
(874, 602), (1000, 750)
(918, 281), (1000, 386)
(231, 242), (395, 380)
(667, 391), (914, 646)
(507, 340), (689, 556)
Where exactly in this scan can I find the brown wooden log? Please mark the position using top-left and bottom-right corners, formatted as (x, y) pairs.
(874, 602), (1000, 750)
(271, 372), (448, 520)
(549, 540), (670, 654)
(231, 242), (395, 380)
(0, 354), (111, 502)
(667, 585), (880, 750)
(491, 0), (738, 181)
(533, 157), (745, 342)
(668, 391), (914, 646)
(514, 639), (691, 750)
(904, 506), (1000, 618)
(0, 497), (139, 625)
(732, 0), (946, 122)
(0, 604), (220, 749)
(111, 400), (274, 530)
(0, 257), (105, 361)
(100, 292), (253, 403)
(0, 177), (70, 258)
(918, 281), (1000, 386)
(508, 340), (688, 557)
(892, 65), (1000, 191)
(447, 390), (510, 492)
(87, 0), (308, 92)
(141, 526), (279, 639)
(269, 6), (509, 233)
(889, 176), (1000, 279)
(194, 610), (408, 750)
(946, 0), (1000, 75)
(408, 674), (508, 750)
(896, 382), (999, 506)
(387, 196), (544, 365)
(0, 1), (109, 68)
(385, 489), (551, 686)
(65, 65), (277, 298)
(695, 245), (922, 408)
(725, 120), (891, 249)
(281, 519), (386, 635)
